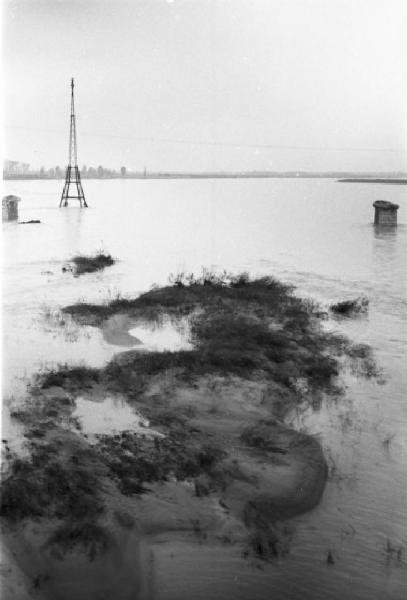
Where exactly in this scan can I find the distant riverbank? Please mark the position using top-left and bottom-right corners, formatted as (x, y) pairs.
(338, 178), (407, 185)
(4, 171), (407, 181)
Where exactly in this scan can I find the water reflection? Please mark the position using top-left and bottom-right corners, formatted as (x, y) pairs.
(128, 318), (192, 352)
(62, 206), (85, 252)
(373, 224), (398, 240)
(371, 224), (405, 304)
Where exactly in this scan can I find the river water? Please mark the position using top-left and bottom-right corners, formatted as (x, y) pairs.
(2, 178), (407, 599)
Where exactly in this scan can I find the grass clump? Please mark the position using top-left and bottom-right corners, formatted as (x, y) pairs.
(38, 364), (100, 390)
(330, 297), (369, 316)
(70, 252), (115, 276)
(0, 450), (104, 523)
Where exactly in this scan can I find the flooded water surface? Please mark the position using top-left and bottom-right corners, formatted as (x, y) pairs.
(72, 395), (149, 437)
(2, 178), (407, 599)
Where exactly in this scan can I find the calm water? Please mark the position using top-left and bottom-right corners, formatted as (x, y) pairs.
(2, 178), (407, 599)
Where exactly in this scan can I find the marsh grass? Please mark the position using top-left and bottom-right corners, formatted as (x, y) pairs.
(39, 364), (100, 390)
(0, 446), (104, 523)
(41, 305), (91, 343)
(47, 273), (376, 398)
(8, 393), (75, 436)
(98, 313), (342, 395)
(95, 431), (225, 496)
(0, 430), (111, 556)
(62, 271), (300, 324)
(0, 441), (109, 557)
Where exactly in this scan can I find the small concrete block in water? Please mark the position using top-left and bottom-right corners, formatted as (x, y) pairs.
(2, 195), (21, 221)
(373, 200), (399, 227)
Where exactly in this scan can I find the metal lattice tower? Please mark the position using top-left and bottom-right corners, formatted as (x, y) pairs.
(60, 78), (88, 207)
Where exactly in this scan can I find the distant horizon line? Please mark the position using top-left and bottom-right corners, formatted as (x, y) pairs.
(3, 169), (407, 182)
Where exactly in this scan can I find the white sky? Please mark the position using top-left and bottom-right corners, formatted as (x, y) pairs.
(3, 0), (407, 171)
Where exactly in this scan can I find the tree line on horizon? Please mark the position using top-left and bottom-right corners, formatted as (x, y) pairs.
(3, 163), (407, 180)
(35, 165), (130, 178)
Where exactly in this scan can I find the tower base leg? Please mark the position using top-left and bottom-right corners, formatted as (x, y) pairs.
(60, 166), (88, 207)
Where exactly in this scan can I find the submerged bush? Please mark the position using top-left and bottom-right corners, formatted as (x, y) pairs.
(330, 297), (369, 316)
(70, 252), (115, 276)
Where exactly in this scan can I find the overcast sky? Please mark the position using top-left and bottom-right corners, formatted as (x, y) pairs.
(3, 0), (407, 171)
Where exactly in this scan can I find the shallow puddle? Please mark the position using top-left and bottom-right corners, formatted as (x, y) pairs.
(100, 313), (192, 352)
(128, 319), (192, 352)
(72, 395), (149, 436)
(101, 314), (142, 347)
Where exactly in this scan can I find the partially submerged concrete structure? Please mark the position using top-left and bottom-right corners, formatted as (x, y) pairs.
(2, 195), (21, 221)
(373, 200), (399, 226)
